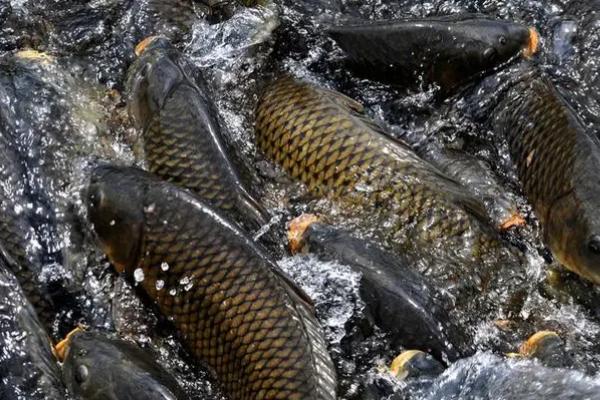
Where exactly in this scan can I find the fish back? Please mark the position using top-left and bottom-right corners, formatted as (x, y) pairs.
(136, 182), (337, 400)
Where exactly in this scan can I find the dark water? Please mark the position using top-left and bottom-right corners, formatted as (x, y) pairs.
(0, 0), (598, 399)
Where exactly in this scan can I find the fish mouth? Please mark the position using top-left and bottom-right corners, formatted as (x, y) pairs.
(519, 330), (560, 357)
(54, 326), (86, 362)
(15, 50), (54, 64)
(523, 27), (539, 59)
(288, 214), (320, 254)
(135, 36), (160, 57)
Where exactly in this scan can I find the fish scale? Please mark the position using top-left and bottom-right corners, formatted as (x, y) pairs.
(498, 78), (577, 217)
(494, 74), (600, 283)
(88, 166), (337, 400)
(129, 40), (268, 232)
(256, 77), (521, 293)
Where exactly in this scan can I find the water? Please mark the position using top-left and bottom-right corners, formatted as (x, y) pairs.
(0, 0), (598, 399)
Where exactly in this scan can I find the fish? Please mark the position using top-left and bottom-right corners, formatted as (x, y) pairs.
(128, 36), (269, 232)
(0, 246), (66, 400)
(57, 329), (189, 400)
(290, 216), (473, 363)
(493, 74), (600, 284)
(86, 165), (337, 400)
(20, 0), (199, 87)
(0, 51), (88, 337)
(328, 14), (538, 94)
(255, 77), (524, 298)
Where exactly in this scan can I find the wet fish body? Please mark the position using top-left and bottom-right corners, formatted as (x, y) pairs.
(0, 53), (85, 336)
(61, 331), (188, 400)
(493, 75), (600, 284)
(0, 249), (65, 400)
(328, 14), (534, 93)
(298, 222), (473, 362)
(87, 165), (337, 400)
(255, 77), (522, 296)
(128, 37), (268, 231)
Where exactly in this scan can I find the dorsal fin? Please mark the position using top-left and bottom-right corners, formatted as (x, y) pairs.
(269, 262), (316, 309)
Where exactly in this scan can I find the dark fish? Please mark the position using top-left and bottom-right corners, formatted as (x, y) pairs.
(493, 75), (600, 284)
(20, 0), (199, 87)
(328, 14), (538, 94)
(292, 218), (472, 362)
(255, 77), (523, 297)
(86, 165), (337, 400)
(59, 330), (188, 400)
(128, 36), (269, 231)
(0, 248), (65, 400)
(0, 52), (84, 337)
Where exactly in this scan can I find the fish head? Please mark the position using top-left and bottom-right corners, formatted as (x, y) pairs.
(62, 331), (183, 400)
(459, 20), (537, 70)
(546, 188), (600, 285)
(87, 166), (146, 274)
(61, 331), (106, 398)
(127, 36), (186, 130)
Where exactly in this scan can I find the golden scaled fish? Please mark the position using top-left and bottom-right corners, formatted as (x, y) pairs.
(86, 165), (337, 400)
(255, 77), (523, 292)
(128, 36), (269, 231)
(494, 75), (600, 285)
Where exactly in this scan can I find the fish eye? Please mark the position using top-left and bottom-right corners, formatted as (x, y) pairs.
(499, 36), (507, 45)
(587, 235), (600, 255)
(75, 364), (89, 384)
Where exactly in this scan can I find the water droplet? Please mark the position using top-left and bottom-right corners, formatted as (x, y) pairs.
(161, 262), (170, 271)
(179, 276), (190, 286)
(109, 219), (116, 226)
(144, 203), (156, 213)
(169, 288), (177, 296)
(156, 280), (164, 290)
(134, 268), (145, 283)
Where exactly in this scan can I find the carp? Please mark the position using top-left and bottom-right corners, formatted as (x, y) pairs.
(57, 329), (189, 400)
(493, 74), (600, 285)
(128, 36), (269, 232)
(87, 165), (337, 400)
(255, 77), (524, 299)
(328, 14), (538, 93)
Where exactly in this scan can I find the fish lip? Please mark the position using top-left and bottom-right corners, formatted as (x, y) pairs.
(519, 330), (560, 357)
(135, 36), (160, 57)
(523, 27), (539, 59)
(54, 326), (86, 362)
(288, 214), (320, 254)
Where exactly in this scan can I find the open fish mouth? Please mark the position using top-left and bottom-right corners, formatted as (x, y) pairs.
(54, 326), (85, 362)
(523, 27), (539, 58)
